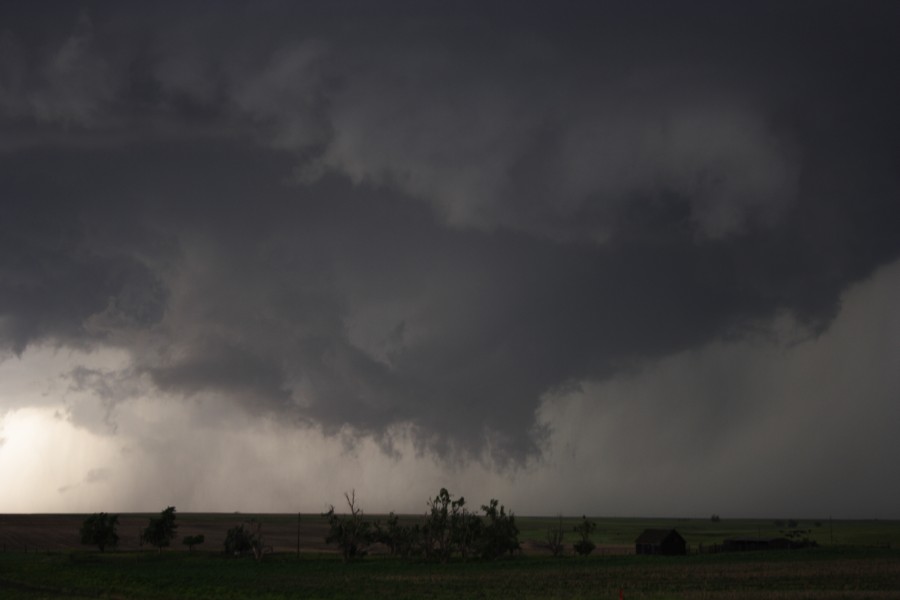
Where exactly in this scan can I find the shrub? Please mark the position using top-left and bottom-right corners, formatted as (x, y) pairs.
(183, 534), (205, 551)
(224, 525), (254, 556)
(573, 515), (596, 556)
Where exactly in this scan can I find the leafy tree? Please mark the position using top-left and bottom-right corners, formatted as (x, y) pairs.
(424, 488), (469, 562)
(546, 515), (566, 557)
(454, 508), (483, 560)
(324, 490), (373, 562)
(478, 499), (520, 559)
(182, 534), (205, 551)
(141, 506), (178, 553)
(80, 512), (119, 552)
(246, 520), (269, 562)
(374, 512), (419, 558)
(572, 515), (596, 556)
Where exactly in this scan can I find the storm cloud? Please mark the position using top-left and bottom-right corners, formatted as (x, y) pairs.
(1, 1), (900, 513)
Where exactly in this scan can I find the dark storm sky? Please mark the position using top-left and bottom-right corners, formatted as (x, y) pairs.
(1, 1), (899, 515)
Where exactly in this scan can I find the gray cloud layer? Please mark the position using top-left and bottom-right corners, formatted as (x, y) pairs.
(2, 2), (899, 465)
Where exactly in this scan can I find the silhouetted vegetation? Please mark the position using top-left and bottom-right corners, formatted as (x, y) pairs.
(323, 487), (519, 563)
(183, 534), (205, 551)
(546, 515), (566, 557)
(478, 498), (520, 559)
(223, 520), (269, 561)
(373, 512), (418, 558)
(324, 490), (373, 562)
(141, 506), (178, 553)
(79, 512), (119, 552)
(572, 515), (596, 556)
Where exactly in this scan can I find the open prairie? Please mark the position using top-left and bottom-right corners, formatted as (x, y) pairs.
(4, 514), (900, 554)
(2, 515), (899, 599)
(3, 513), (900, 554)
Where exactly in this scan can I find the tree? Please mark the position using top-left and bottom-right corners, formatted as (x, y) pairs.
(324, 490), (373, 562)
(141, 506), (178, 553)
(424, 488), (468, 562)
(478, 499), (520, 559)
(573, 515), (596, 556)
(80, 512), (119, 552)
(374, 512), (418, 558)
(183, 534), (205, 552)
(223, 520), (269, 561)
(546, 515), (566, 557)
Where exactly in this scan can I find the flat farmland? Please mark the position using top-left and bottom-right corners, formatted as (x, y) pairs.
(4, 514), (899, 554)
(0, 513), (334, 554)
(2, 515), (899, 599)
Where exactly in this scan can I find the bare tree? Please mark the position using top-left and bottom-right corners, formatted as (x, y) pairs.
(546, 515), (566, 557)
(324, 490), (373, 562)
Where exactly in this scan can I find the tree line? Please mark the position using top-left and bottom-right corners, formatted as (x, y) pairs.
(323, 488), (520, 563)
(80, 488), (601, 561)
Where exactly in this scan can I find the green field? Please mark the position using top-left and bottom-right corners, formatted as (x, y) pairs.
(1, 516), (899, 599)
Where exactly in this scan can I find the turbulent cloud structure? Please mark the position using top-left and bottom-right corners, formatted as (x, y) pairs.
(1, 2), (899, 515)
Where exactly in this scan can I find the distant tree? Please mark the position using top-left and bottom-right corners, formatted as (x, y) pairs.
(182, 534), (205, 552)
(141, 506), (178, 553)
(424, 488), (469, 562)
(246, 520), (270, 562)
(324, 490), (373, 562)
(80, 512), (119, 552)
(455, 508), (483, 561)
(546, 515), (566, 557)
(478, 499), (520, 559)
(572, 515), (596, 556)
(710, 514), (721, 523)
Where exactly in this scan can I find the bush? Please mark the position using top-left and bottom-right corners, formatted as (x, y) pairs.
(573, 515), (596, 556)
(183, 534), (205, 551)
(224, 524), (254, 556)
(573, 539), (596, 556)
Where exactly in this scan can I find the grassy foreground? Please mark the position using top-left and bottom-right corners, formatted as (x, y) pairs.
(2, 547), (900, 600)
(2, 516), (899, 599)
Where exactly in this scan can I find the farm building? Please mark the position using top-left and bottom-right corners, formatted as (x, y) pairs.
(635, 529), (687, 555)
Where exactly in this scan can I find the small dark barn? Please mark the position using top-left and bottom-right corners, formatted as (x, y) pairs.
(635, 529), (687, 555)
